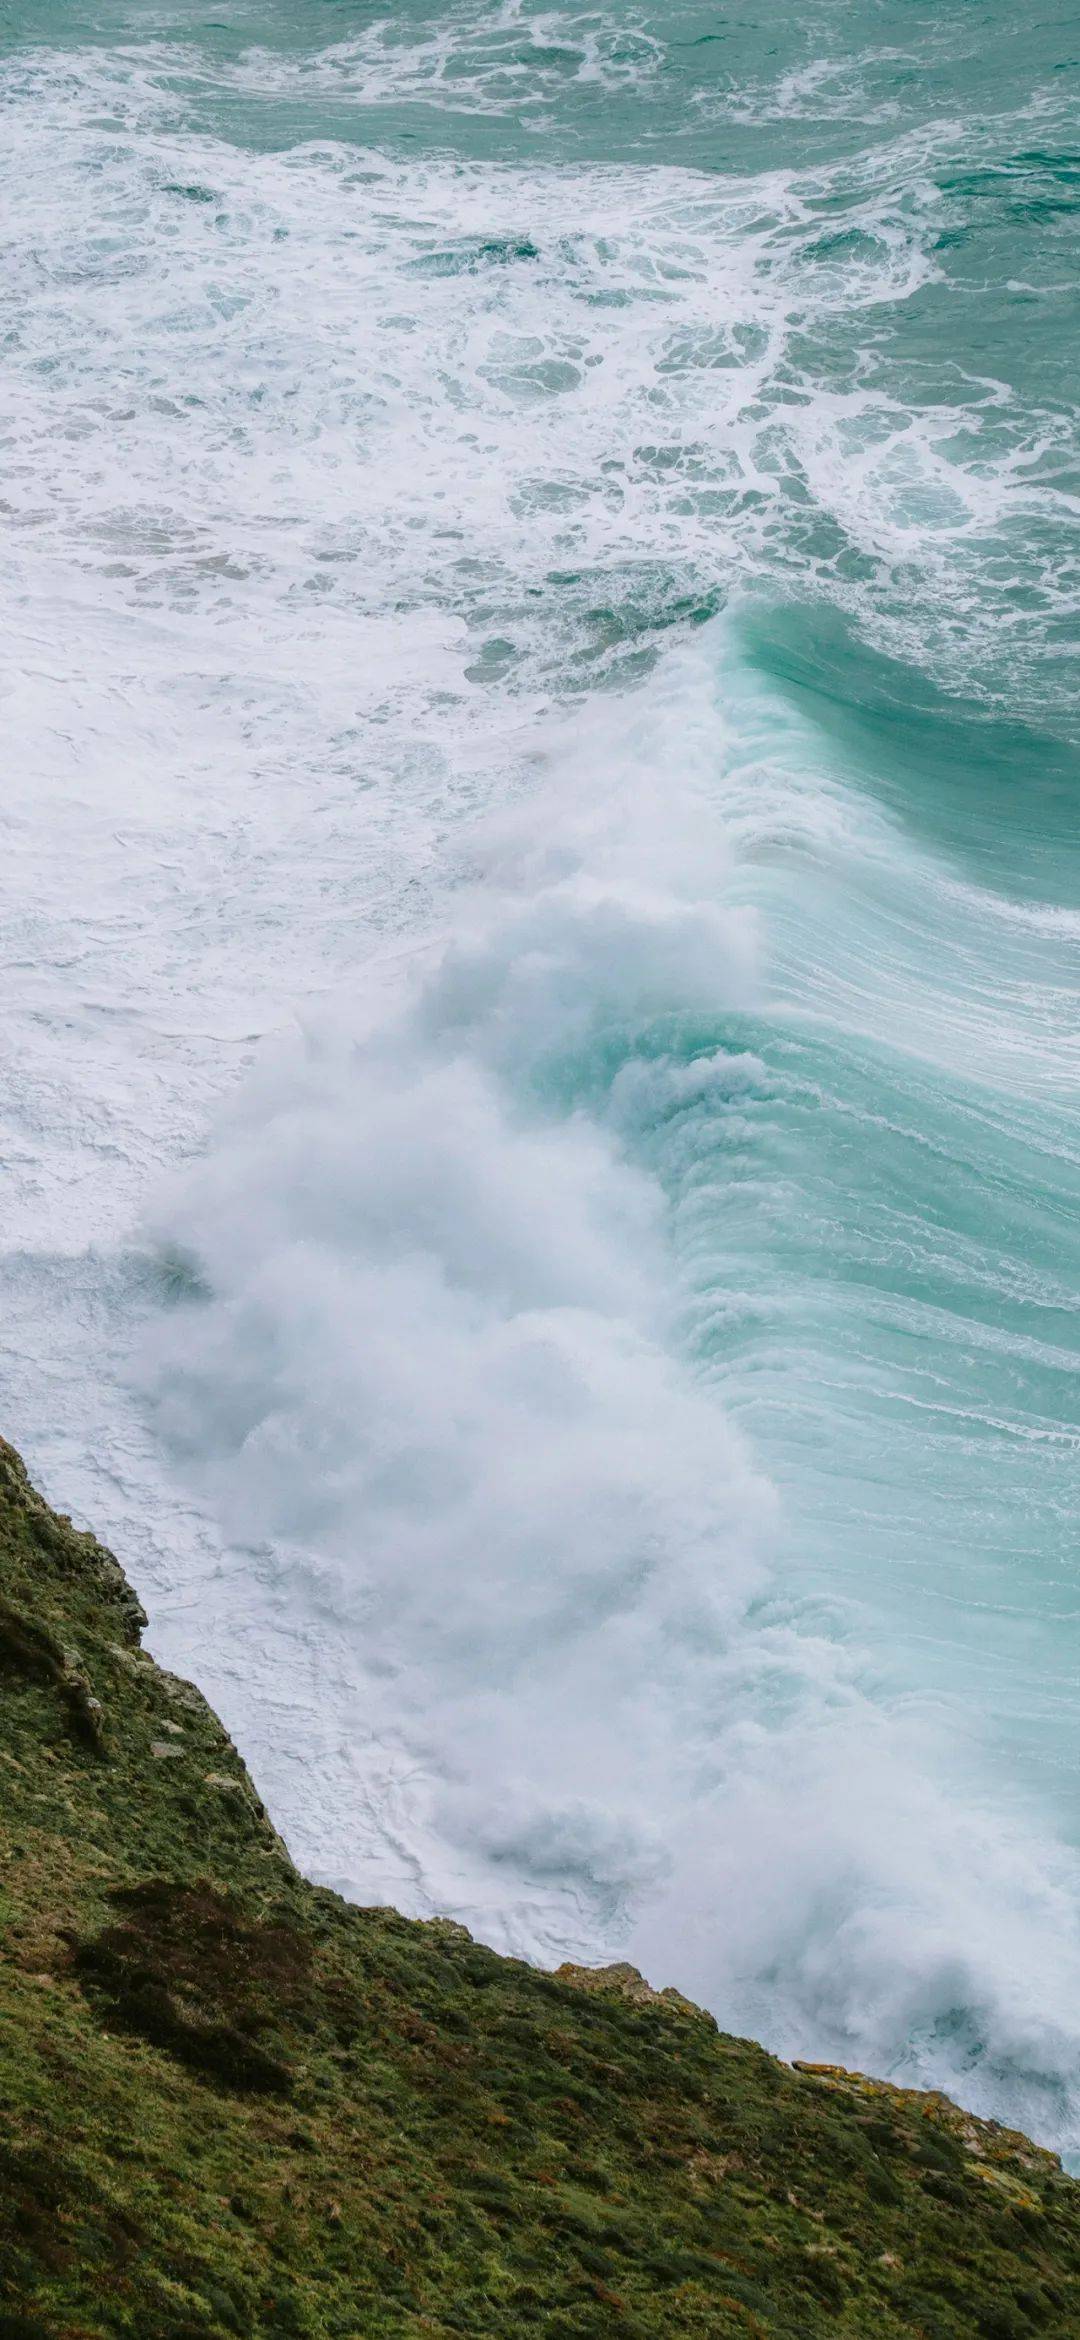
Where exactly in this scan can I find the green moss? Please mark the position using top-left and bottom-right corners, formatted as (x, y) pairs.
(2, 1432), (1079, 2336)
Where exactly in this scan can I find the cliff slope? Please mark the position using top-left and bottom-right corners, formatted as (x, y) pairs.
(1, 1436), (1077, 2339)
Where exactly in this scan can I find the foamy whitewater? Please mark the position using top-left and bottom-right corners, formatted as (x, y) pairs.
(3, 1), (1079, 2152)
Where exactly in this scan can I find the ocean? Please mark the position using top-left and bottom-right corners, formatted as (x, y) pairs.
(3, 0), (1079, 2154)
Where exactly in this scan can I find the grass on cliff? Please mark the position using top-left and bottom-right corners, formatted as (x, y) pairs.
(1, 1435), (1079, 2339)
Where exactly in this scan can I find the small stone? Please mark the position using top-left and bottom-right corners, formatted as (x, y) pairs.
(160, 1670), (207, 1712)
(150, 1741), (185, 1759)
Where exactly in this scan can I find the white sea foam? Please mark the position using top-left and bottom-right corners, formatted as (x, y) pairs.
(3, 52), (1073, 718)
(228, 4), (668, 114)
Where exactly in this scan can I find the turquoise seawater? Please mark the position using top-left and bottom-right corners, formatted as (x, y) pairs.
(2, 1), (1079, 2149)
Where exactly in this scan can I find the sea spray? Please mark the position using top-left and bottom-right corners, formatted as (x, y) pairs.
(141, 661), (772, 1939)
(141, 645), (1080, 2151)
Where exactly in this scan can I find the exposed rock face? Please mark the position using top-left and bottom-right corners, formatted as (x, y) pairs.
(2, 1434), (1079, 2337)
(555, 1960), (713, 2025)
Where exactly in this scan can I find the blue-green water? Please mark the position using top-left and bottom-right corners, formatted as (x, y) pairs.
(2, 0), (1079, 2149)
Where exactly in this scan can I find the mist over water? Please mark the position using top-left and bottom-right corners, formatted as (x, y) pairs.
(3, 1), (1079, 2149)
